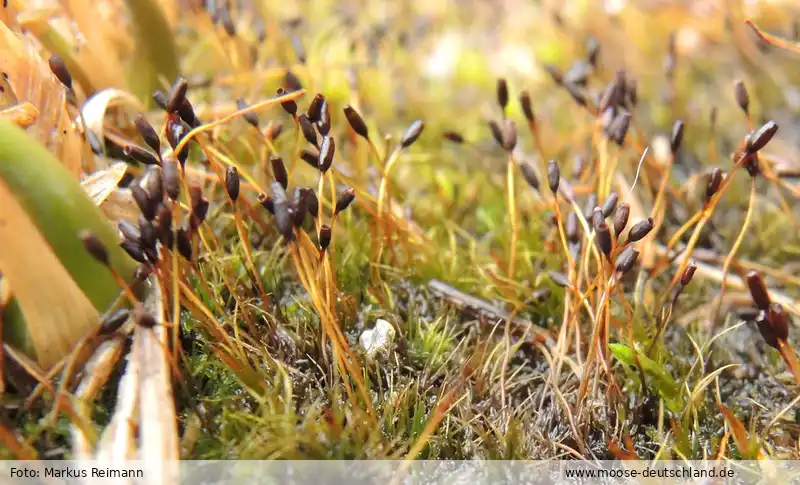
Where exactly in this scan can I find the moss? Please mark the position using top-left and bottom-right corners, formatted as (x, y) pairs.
(4, 0), (800, 462)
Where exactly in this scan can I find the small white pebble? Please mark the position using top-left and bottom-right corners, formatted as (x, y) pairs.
(359, 319), (396, 361)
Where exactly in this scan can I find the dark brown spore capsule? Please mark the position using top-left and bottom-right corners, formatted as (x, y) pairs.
(178, 98), (200, 128)
(308, 94), (325, 123)
(583, 193), (598, 221)
(132, 264), (152, 282)
(548, 271), (570, 288)
(588, 207), (603, 233)
(156, 204), (173, 245)
(100, 309), (130, 335)
(755, 311), (777, 348)
(236, 99), (259, 128)
(442, 130), (465, 144)
(119, 220), (140, 243)
(291, 35), (306, 63)
(615, 246), (639, 276)
(300, 149), (319, 168)
(335, 187), (356, 214)
(610, 111), (631, 146)
(602, 193), (618, 218)
(547, 160), (560, 194)
(670, 120), (684, 155)
(532, 287), (552, 303)
(600, 84), (619, 113)
(166, 114), (189, 165)
(734, 80), (749, 115)
(767, 303), (790, 343)
(626, 76), (638, 106)
(145, 166), (163, 204)
(614, 68), (627, 94)
(166, 77), (188, 114)
(496, 78), (509, 112)
(138, 215), (157, 251)
(587, 37), (600, 67)
(744, 153), (760, 178)
(627, 217), (654, 242)
(80, 230), (110, 266)
(564, 82), (587, 108)
(543, 64), (563, 86)
(298, 114), (318, 147)
(305, 188), (319, 218)
(746, 121), (778, 154)
(756, 305), (789, 350)
(680, 260), (697, 287)
(265, 122), (284, 141)
(134, 307), (158, 329)
(131, 184), (156, 221)
(152, 90), (169, 111)
(292, 189), (307, 228)
(217, 7), (236, 36)
(191, 197), (208, 230)
(176, 228), (192, 260)
(594, 220), (612, 258)
(189, 185), (203, 214)
(225, 166), (240, 202)
(271, 156), (288, 189)
(746, 271), (771, 311)
(566, 212), (579, 242)
(284, 70), (303, 91)
(121, 239), (147, 264)
(706, 168), (723, 200)
(163, 159), (180, 200)
(488, 120), (503, 147)
(270, 182), (294, 241)
(319, 224), (332, 250)
(123, 144), (160, 167)
(48, 55), (72, 89)
(277, 88), (298, 116)
(257, 193), (275, 214)
(572, 155), (585, 179)
(520, 162), (539, 191)
(343, 105), (369, 139)
(401, 120), (425, 148)
(519, 91), (535, 123)
(135, 114), (161, 155)
(499, 119), (517, 152)
(317, 100), (331, 136)
(613, 203), (630, 236)
(319, 136), (335, 173)
(601, 107), (616, 134)
(564, 60), (589, 86)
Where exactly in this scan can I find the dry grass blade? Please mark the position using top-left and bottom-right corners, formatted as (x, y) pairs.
(0, 177), (101, 369)
(136, 276), (179, 475)
(57, 0), (128, 91)
(71, 334), (126, 460)
(95, 344), (139, 462)
(93, 276), (178, 470)
(123, 0), (179, 102)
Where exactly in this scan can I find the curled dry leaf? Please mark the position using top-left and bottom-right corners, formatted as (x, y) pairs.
(0, 20), (83, 176)
(81, 162), (129, 207)
(81, 88), (145, 168)
(80, 162), (141, 223)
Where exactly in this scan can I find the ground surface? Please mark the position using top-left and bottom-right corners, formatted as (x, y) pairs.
(2, 0), (800, 461)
